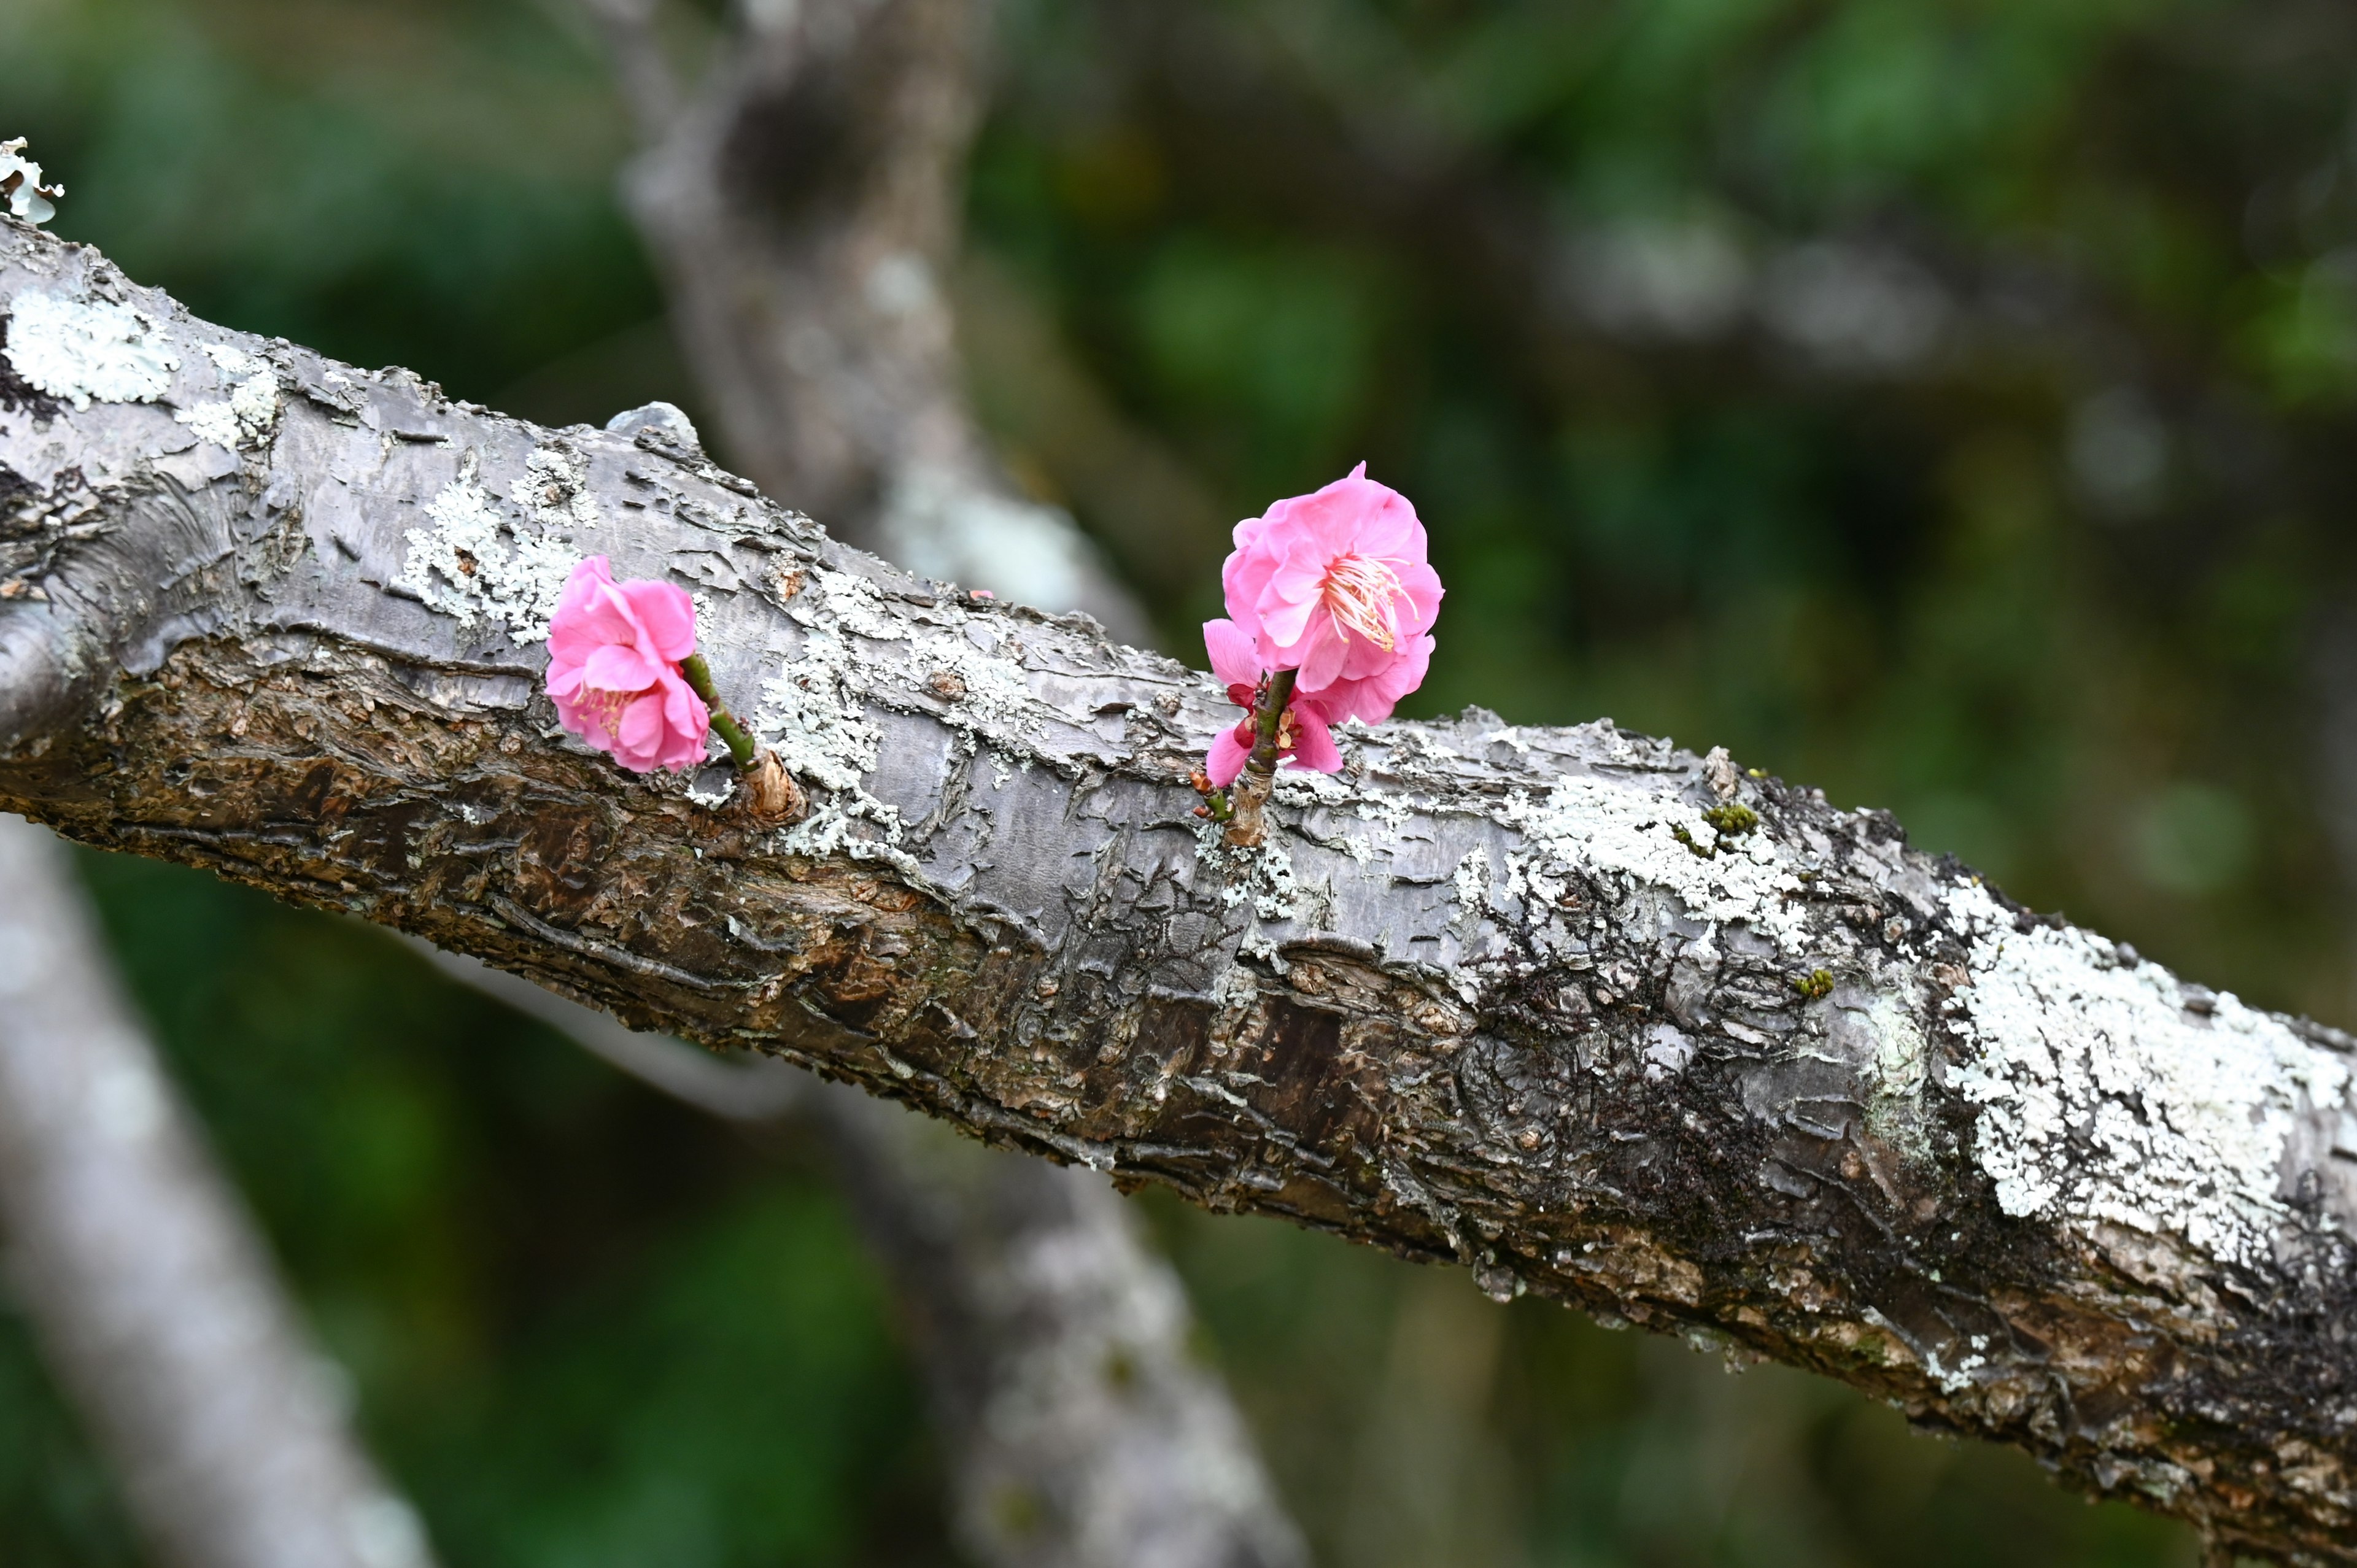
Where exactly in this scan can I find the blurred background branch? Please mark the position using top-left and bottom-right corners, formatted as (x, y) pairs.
(0, 816), (436, 1568)
(422, 944), (1304, 1568)
(597, 0), (1152, 642)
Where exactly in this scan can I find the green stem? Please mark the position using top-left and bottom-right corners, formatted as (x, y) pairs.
(679, 654), (757, 770)
(1247, 668), (1297, 776)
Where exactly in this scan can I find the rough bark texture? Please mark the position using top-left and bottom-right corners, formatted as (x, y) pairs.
(0, 815), (436, 1568)
(428, 942), (1305, 1568)
(597, 0), (1149, 641)
(6, 219), (2357, 1562)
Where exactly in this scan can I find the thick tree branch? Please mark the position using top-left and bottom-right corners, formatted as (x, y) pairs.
(4, 219), (2356, 1562)
(0, 815), (436, 1568)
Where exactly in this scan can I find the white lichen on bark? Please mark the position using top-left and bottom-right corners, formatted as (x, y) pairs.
(175, 344), (281, 451)
(393, 449), (580, 645)
(1498, 773), (1809, 951)
(4, 288), (178, 409)
(1946, 878), (2351, 1266)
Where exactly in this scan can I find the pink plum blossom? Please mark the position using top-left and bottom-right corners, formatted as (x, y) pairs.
(1202, 617), (1342, 787)
(1221, 462), (1440, 720)
(544, 556), (711, 774)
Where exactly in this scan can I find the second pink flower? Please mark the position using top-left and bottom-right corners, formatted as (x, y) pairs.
(1220, 461), (1441, 722)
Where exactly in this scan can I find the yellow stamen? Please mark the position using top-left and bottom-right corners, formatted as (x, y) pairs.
(582, 686), (633, 734)
(1320, 553), (1405, 651)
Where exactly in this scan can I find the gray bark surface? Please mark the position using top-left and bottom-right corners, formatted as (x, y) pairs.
(427, 942), (1305, 1568)
(0, 814), (435, 1568)
(5, 218), (2357, 1562)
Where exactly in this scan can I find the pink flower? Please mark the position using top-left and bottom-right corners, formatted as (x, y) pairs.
(1296, 630), (1434, 729)
(1221, 462), (1441, 717)
(544, 556), (711, 774)
(1202, 617), (1342, 787)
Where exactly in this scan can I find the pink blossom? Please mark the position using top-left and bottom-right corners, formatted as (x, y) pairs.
(1221, 462), (1441, 717)
(544, 556), (711, 774)
(1288, 630), (1432, 728)
(1202, 617), (1342, 787)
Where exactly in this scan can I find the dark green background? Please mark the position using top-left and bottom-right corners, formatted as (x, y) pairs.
(16, 0), (2351, 1561)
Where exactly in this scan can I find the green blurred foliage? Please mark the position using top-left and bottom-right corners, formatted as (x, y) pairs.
(17, 850), (945, 1568)
(17, 0), (2357, 1561)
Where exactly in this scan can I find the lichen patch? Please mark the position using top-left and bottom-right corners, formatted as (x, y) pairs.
(753, 567), (1051, 857)
(1500, 774), (1807, 952)
(1945, 879), (2352, 1265)
(392, 449), (577, 645)
(3, 290), (178, 409)
(754, 568), (910, 869)
(174, 343), (279, 450)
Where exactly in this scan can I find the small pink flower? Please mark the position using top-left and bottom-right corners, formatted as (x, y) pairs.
(1221, 462), (1441, 714)
(1202, 617), (1342, 787)
(544, 556), (711, 774)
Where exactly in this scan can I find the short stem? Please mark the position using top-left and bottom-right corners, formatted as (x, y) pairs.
(1247, 669), (1297, 777)
(1223, 668), (1296, 849)
(679, 654), (757, 770)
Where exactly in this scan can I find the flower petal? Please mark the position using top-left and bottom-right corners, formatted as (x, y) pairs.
(611, 692), (669, 773)
(1257, 587), (1318, 649)
(562, 555), (616, 599)
(1393, 559), (1444, 635)
(583, 642), (659, 695)
(1295, 616), (1350, 692)
(1353, 490), (1421, 562)
(620, 579), (699, 662)
(658, 673), (711, 769)
(1203, 618), (1262, 690)
(1288, 709), (1342, 773)
(1206, 728), (1251, 788)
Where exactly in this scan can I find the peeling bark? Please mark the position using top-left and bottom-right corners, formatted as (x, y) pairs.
(5, 219), (2357, 1562)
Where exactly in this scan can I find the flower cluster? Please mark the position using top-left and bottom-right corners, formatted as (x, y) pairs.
(544, 556), (711, 773)
(1202, 463), (1441, 786)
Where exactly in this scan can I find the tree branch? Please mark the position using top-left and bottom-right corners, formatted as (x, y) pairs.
(0, 815), (436, 1568)
(4, 218), (2355, 1562)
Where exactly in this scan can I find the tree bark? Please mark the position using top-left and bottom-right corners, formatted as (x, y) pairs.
(425, 942), (1306, 1568)
(0, 814), (437, 1568)
(4, 217), (2356, 1562)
